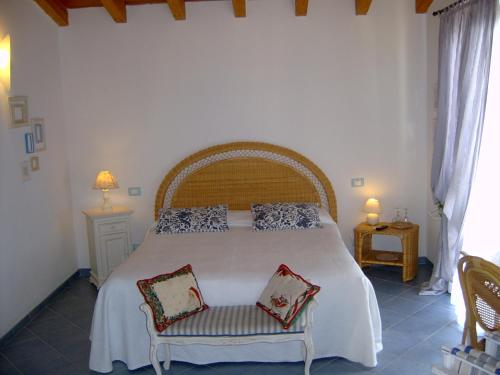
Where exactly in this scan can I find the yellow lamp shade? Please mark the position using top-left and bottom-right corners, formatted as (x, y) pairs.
(364, 198), (381, 214)
(93, 170), (119, 190)
(0, 34), (11, 92)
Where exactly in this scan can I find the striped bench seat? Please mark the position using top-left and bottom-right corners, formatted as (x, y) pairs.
(159, 305), (305, 337)
(140, 301), (317, 375)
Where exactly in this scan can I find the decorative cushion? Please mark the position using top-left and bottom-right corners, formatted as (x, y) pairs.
(155, 205), (229, 234)
(251, 203), (321, 231)
(257, 264), (320, 329)
(137, 264), (208, 332)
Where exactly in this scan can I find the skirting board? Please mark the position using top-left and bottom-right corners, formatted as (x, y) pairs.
(0, 268), (91, 348)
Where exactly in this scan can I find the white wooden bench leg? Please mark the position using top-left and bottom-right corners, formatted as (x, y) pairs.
(303, 335), (314, 375)
(163, 344), (171, 370)
(150, 343), (162, 375)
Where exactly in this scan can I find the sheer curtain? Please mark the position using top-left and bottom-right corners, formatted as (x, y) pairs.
(461, 0), (500, 266)
(420, 0), (496, 295)
(449, 0), (500, 322)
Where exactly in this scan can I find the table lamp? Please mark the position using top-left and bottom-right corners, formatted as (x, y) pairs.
(93, 170), (119, 210)
(364, 198), (381, 225)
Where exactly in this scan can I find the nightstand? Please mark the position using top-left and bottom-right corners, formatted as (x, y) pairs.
(354, 222), (419, 282)
(82, 206), (133, 288)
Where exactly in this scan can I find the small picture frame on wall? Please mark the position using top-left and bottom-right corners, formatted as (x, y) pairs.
(24, 132), (34, 154)
(31, 118), (46, 151)
(30, 156), (40, 171)
(8, 96), (29, 128)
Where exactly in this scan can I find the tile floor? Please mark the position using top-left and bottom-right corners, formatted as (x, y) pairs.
(0, 264), (462, 374)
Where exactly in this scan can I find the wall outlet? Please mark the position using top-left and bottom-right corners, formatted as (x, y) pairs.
(128, 187), (142, 196)
(351, 177), (364, 187)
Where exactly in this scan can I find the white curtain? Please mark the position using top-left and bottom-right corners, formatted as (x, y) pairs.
(420, 0), (496, 295)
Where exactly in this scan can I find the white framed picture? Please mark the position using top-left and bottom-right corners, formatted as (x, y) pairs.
(31, 118), (46, 151)
(8, 96), (29, 128)
(30, 156), (40, 171)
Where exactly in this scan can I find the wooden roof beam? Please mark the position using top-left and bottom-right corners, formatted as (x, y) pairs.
(166, 0), (186, 20)
(416, 0), (433, 13)
(34, 0), (69, 26)
(355, 0), (372, 15)
(295, 0), (308, 16)
(232, 0), (246, 17)
(101, 0), (127, 22)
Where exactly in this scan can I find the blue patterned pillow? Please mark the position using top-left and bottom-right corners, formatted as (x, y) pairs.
(251, 203), (321, 231)
(155, 205), (229, 234)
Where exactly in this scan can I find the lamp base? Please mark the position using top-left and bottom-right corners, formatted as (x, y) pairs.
(101, 189), (112, 210)
(366, 213), (379, 225)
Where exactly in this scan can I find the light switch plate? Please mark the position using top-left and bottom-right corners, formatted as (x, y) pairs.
(128, 187), (142, 196)
(351, 177), (364, 187)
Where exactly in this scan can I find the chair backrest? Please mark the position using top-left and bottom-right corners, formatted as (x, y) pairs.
(458, 256), (500, 348)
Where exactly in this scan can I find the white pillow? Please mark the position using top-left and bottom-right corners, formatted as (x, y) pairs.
(227, 210), (253, 227)
(319, 208), (335, 225)
(227, 209), (335, 227)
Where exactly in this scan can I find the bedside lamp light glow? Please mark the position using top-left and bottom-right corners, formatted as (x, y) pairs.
(0, 34), (10, 92)
(364, 198), (381, 225)
(93, 170), (119, 210)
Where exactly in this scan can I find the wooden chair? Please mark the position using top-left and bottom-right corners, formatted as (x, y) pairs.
(432, 256), (500, 375)
(458, 256), (500, 349)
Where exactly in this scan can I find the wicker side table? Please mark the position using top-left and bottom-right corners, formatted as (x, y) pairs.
(354, 222), (419, 282)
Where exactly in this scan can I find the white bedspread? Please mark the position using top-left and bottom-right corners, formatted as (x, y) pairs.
(89, 224), (382, 372)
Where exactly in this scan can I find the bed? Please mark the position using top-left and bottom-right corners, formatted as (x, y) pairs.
(89, 142), (382, 372)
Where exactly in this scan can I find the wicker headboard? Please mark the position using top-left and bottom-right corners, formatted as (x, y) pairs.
(154, 142), (337, 221)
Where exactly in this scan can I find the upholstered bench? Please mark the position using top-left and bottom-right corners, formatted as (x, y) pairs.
(140, 300), (317, 375)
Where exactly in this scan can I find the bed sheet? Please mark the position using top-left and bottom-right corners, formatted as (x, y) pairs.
(89, 224), (382, 372)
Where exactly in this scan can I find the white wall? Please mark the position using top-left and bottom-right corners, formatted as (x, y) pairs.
(0, 0), (76, 337)
(58, 0), (431, 268)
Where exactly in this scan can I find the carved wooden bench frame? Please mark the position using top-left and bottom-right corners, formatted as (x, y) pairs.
(140, 300), (317, 375)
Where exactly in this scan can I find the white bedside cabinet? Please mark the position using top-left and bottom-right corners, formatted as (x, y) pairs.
(82, 206), (133, 288)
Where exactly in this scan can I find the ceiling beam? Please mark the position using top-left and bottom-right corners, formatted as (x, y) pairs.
(166, 0), (186, 20)
(416, 0), (433, 13)
(295, 0), (308, 16)
(101, 0), (127, 22)
(355, 0), (372, 15)
(34, 0), (69, 26)
(232, 0), (246, 17)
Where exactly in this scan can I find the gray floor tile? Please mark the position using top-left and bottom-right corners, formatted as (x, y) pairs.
(26, 315), (79, 338)
(427, 321), (463, 347)
(0, 328), (37, 349)
(371, 280), (411, 296)
(387, 314), (448, 342)
(0, 355), (22, 375)
(14, 355), (70, 375)
(313, 358), (373, 374)
(379, 308), (407, 330)
(412, 302), (458, 326)
(374, 290), (397, 304)
(1, 337), (62, 363)
(378, 356), (434, 375)
(380, 296), (430, 316)
(379, 328), (420, 356)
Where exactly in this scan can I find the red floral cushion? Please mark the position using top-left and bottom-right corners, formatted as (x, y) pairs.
(257, 264), (320, 329)
(137, 264), (208, 332)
